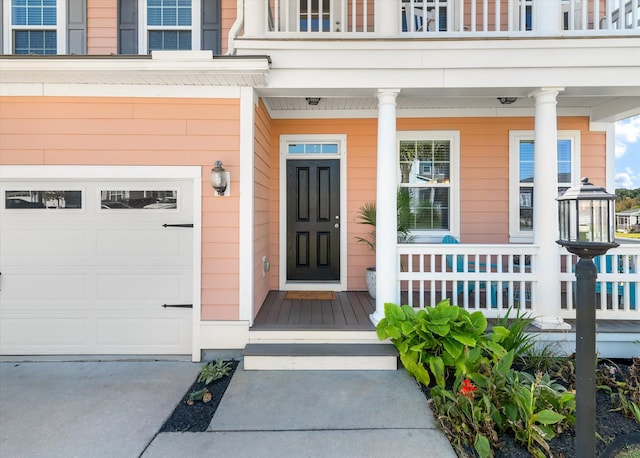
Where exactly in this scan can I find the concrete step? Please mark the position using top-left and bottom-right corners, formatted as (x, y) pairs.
(242, 343), (398, 371)
(248, 329), (381, 344)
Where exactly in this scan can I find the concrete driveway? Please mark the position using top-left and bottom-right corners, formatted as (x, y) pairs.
(0, 359), (199, 458)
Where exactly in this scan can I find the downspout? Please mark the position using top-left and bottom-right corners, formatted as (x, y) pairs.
(226, 0), (244, 55)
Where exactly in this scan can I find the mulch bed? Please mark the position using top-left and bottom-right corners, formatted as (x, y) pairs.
(420, 358), (640, 457)
(160, 359), (239, 432)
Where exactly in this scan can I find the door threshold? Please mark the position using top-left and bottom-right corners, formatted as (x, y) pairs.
(283, 282), (342, 291)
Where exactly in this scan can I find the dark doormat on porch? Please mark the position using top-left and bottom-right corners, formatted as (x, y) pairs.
(284, 291), (336, 300)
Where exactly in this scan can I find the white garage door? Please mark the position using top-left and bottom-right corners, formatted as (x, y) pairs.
(0, 179), (194, 355)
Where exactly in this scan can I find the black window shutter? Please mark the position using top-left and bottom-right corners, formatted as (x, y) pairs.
(202, 0), (221, 54)
(67, 0), (87, 54)
(118, 0), (139, 54)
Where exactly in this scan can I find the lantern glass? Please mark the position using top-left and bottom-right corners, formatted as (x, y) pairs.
(556, 178), (618, 256)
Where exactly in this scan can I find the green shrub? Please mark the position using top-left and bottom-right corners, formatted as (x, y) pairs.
(197, 359), (232, 385)
(376, 300), (508, 388)
(377, 300), (575, 457)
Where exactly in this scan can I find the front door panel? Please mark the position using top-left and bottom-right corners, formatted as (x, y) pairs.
(286, 160), (340, 281)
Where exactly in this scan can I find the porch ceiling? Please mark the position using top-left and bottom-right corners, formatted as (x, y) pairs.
(262, 94), (639, 122)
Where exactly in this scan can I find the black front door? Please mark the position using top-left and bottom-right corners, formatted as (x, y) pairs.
(286, 159), (340, 281)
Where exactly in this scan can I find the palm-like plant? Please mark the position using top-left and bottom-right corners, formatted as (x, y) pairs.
(356, 190), (415, 252)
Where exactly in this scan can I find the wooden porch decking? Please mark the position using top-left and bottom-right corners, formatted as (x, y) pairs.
(252, 291), (375, 330)
(252, 290), (640, 335)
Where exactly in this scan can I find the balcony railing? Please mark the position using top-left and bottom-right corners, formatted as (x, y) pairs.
(397, 243), (639, 320)
(265, 0), (640, 35)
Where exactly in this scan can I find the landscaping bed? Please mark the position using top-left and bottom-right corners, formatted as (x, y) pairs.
(160, 359), (238, 432)
(419, 359), (640, 457)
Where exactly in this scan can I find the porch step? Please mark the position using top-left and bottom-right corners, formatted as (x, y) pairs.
(242, 343), (398, 371)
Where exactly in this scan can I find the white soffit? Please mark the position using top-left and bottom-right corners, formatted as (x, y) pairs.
(0, 53), (270, 87)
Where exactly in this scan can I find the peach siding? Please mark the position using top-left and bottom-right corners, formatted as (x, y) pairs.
(0, 96), (241, 321)
(221, 0), (236, 55)
(87, 0), (117, 55)
(253, 99), (272, 317)
(269, 116), (605, 291)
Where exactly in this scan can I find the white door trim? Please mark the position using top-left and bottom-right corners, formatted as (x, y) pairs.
(278, 135), (347, 291)
(0, 165), (202, 360)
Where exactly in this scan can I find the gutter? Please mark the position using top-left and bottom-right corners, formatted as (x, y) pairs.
(226, 0), (244, 56)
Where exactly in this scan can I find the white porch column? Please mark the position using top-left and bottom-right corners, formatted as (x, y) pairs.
(375, 0), (400, 36)
(244, 0), (267, 37)
(371, 89), (400, 325)
(531, 88), (570, 330)
(534, 0), (563, 34)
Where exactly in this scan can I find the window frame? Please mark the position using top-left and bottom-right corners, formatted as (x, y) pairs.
(509, 130), (581, 243)
(138, 0), (201, 53)
(2, 0), (67, 54)
(397, 130), (460, 243)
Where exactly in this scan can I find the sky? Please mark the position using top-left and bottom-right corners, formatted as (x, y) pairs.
(615, 115), (640, 190)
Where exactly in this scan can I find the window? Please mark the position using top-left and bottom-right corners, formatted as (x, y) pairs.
(4, 190), (81, 209)
(509, 131), (580, 241)
(140, 0), (200, 53)
(4, 0), (66, 54)
(99, 189), (178, 210)
(398, 131), (460, 241)
(288, 143), (339, 154)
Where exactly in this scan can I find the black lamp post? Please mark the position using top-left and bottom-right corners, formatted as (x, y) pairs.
(556, 177), (618, 458)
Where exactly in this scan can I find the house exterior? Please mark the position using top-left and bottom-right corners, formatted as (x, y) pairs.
(0, 0), (639, 362)
(617, 208), (640, 232)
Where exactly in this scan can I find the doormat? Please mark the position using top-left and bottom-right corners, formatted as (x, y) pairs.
(284, 291), (336, 300)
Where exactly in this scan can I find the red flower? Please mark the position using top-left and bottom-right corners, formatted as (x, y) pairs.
(460, 379), (477, 399)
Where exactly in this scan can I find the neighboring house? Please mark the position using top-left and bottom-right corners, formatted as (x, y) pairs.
(0, 0), (639, 362)
(617, 208), (640, 233)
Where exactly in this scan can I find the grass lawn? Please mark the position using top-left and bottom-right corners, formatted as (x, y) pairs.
(617, 232), (640, 239)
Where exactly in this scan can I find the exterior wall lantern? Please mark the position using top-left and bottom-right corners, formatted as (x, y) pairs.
(556, 177), (618, 458)
(210, 161), (229, 196)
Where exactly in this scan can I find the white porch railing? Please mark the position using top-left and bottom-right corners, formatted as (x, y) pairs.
(265, 0), (640, 34)
(560, 247), (640, 320)
(397, 243), (639, 320)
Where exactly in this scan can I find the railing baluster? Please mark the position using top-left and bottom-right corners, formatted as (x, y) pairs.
(459, 0), (465, 32)
(471, 0), (477, 31)
(495, 0), (501, 31)
(483, 0), (488, 31)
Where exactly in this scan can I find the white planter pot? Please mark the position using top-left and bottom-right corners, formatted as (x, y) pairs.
(365, 267), (376, 299)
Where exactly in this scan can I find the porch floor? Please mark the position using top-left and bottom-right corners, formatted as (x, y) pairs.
(252, 290), (640, 336)
(252, 291), (375, 331)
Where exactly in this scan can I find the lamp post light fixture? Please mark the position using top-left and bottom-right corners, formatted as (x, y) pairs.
(210, 161), (228, 196)
(556, 177), (618, 458)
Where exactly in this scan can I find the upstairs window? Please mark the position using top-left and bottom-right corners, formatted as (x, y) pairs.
(145, 0), (195, 52)
(5, 0), (65, 54)
(120, 0), (220, 54)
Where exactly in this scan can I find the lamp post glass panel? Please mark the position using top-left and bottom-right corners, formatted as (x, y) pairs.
(556, 178), (618, 458)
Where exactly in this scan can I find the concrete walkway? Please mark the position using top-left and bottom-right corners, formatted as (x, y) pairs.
(0, 359), (456, 458)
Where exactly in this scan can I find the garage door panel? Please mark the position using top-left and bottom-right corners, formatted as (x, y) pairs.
(1, 272), (88, 303)
(1, 317), (88, 348)
(96, 318), (188, 348)
(1, 229), (88, 258)
(96, 273), (185, 303)
(97, 229), (185, 259)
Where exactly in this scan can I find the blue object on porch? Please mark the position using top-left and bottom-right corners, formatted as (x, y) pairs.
(442, 236), (503, 307)
(593, 255), (637, 309)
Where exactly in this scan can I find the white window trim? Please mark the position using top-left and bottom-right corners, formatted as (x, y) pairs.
(278, 134), (348, 292)
(397, 130), (460, 243)
(138, 0), (201, 54)
(509, 130), (581, 243)
(2, 0), (67, 54)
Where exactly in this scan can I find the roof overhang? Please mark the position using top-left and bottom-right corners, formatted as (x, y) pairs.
(0, 51), (271, 88)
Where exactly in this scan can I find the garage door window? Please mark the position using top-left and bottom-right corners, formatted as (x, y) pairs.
(100, 190), (178, 210)
(5, 190), (82, 209)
